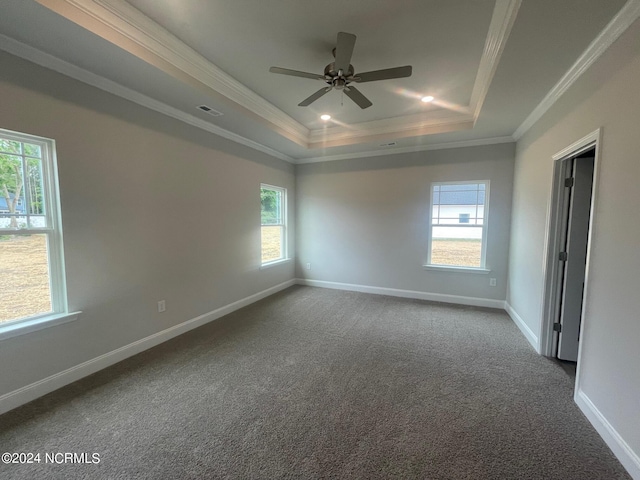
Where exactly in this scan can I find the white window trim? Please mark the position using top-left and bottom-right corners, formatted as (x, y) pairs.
(259, 258), (292, 270)
(0, 128), (79, 338)
(0, 312), (80, 341)
(425, 180), (490, 271)
(260, 183), (287, 265)
(423, 265), (491, 274)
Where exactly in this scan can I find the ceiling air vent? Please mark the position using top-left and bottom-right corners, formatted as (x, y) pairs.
(197, 105), (223, 117)
(379, 142), (397, 147)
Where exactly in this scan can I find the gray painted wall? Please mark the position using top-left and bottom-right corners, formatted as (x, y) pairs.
(296, 143), (515, 301)
(507, 20), (640, 469)
(0, 52), (295, 396)
(5, 16), (639, 471)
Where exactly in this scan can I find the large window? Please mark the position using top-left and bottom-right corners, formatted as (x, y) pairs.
(260, 184), (286, 265)
(0, 129), (69, 330)
(427, 181), (489, 269)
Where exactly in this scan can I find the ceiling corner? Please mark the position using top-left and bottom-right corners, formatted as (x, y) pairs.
(35, 0), (311, 147)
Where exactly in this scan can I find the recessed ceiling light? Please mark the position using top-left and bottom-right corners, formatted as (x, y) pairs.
(320, 114), (331, 121)
(421, 96), (434, 103)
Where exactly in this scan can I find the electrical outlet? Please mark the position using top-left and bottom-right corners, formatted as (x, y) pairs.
(305, 262), (311, 270)
(489, 278), (497, 287)
(158, 300), (166, 312)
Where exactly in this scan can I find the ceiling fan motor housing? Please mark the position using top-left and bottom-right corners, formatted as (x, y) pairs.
(324, 62), (355, 90)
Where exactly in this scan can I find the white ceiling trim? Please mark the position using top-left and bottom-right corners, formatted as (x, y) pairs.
(305, 0), (522, 143)
(35, 0), (310, 146)
(0, 33), (295, 163)
(469, 0), (521, 118)
(513, 0), (640, 140)
(4, 0), (631, 166)
(35, 0), (520, 149)
(297, 136), (515, 164)
(307, 111), (475, 148)
(308, 110), (475, 147)
(0, 34), (510, 166)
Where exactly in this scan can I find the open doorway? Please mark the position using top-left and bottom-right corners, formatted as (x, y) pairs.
(540, 130), (601, 368)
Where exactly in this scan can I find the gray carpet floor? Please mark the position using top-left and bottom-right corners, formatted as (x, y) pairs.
(0, 286), (631, 479)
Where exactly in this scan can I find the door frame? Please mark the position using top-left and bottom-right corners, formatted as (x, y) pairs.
(539, 128), (602, 370)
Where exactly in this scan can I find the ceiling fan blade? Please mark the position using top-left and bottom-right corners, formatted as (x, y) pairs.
(269, 66), (324, 80)
(344, 86), (372, 109)
(355, 65), (413, 83)
(298, 87), (332, 107)
(334, 32), (356, 73)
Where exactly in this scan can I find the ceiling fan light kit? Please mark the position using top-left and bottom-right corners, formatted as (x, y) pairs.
(269, 32), (413, 110)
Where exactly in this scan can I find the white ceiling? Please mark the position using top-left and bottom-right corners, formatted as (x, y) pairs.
(128, 0), (493, 125)
(0, 0), (634, 163)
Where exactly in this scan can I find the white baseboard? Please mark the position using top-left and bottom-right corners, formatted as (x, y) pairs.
(575, 389), (640, 479)
(296, 278), (506, 309)
(0, 279), (296, 415)
(504, 302), (540, 353)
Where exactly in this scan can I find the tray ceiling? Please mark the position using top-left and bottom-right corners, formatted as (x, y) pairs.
(0, 0), (635, 162)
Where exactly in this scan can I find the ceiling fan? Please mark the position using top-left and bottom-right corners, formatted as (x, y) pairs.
(269, 32), (412, 109)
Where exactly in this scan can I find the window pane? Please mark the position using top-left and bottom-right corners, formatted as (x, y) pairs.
(27, 157), (46, 218)
(0, 139), (21, 155)
(0, 215), (28, 229)
(440, 184), (478, 191)
(439, 190), (478, 206)
(0, 234), (52, 323)
(261, 225), (282, 263)
(0, 154), (26, 222)
(23, 143), (42, 158)
(261, 188), (282, 225)
(431, 226), (482, 267)
(435, 205), (478, 223)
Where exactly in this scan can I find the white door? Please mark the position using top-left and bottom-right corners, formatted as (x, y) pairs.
(557, 154), (594, 361)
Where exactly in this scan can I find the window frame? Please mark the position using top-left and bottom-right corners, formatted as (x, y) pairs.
(260, 183), (288, 267)
(0, 128), (76, 340)
(425, 180), (491, 273)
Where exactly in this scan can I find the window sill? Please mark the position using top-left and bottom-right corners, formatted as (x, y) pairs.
(260, 258), (292, 270)
(423, 265), (491, 274)
(0, 311), (82, 341)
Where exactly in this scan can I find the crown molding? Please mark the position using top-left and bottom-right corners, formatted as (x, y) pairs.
(308, 110), (475, 148)
(35, 0), (310, 147)
(297, 136), (515, 165)
(6, 0), (632, 164)
(513, 0), (640, 140)
(0, 32), (512, 166)
(304, 0), (520, 145)
(308, 120), (476, 149)
(33, 0), (520, 150)
(0, 34), (295, 164)
(469, 0), (521, 118)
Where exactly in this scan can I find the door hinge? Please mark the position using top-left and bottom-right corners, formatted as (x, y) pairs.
(565, 177), (575, 188)
(553, 323), (562, 332)
(559, 251), (568, 261)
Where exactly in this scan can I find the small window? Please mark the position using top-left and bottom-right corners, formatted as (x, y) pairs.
(260, 184), (286, 264)
(1, 129), (68, 326)
(428, 181), (489, 268)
